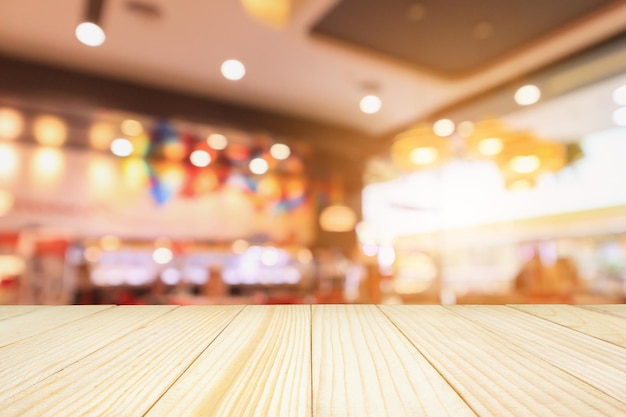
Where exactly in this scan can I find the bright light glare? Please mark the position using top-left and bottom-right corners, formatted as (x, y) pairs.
(510, 155), (540, 174)
(75, 22), (106, 47)
(478, 137), (503, 156)
(0, 108), (23, 140)
(190, 150), (211, 167)
(362, 242), (378, 257)
(31, 148), (64, 184)
(0, 144), (18, 180)
(270, 143), (290, 160)
(249, 157), (268, 174)
(221, 59), (246, 81)
(410, 147), (438, 165)
(613, 85), (626, 106)
(207, 133), (228, 150)
(153, 247), (173, 264)
(377, 244), (396, 267)
(359, 95), (382, 114)
(261, 247), (279, 266)
(110, 138), (134, 157)
(612, 107), (626, 126)
(433, 119), (455, 137)
(514, 84), (541, 106)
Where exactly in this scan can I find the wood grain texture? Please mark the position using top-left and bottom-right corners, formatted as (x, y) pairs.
(0, 305), (176, 403)
(512, 304), (626, 347)
(583, 304), (626, 319)
(312, 304), (476, 417)
(449, 305), (626, 402)
(145, 305), (311, 417)
(0, 305), (43, 321)
(4, 306), (243, 417)
(381, 305), (626, 417)
(0, 305), (110, 348)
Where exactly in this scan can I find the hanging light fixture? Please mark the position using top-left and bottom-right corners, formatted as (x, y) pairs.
(391, 123), (452, 171)
(241, 0), (291, 29)
(76, 0), (107, 47)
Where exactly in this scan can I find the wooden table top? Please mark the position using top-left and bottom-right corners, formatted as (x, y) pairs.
(1, 304), (625, 416)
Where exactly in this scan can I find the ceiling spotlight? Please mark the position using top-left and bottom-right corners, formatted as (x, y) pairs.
(514, 84), (541, 106)
(221, 59), (246, 81)
(360, 95), (382, 114)
(76, 0), (107, 47)
(433, 118), (455, 137)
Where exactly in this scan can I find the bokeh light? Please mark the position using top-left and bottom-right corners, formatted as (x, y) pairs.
(31, 147), (64, 185)
(33, 115), (67, 146)
(359, 95), (382, 114)
(110, 138), (134, 157)
(0, 189), (14, 216)
(477, 137), (504, 156)
(221, 59), (246, 81)
(433, 119), (455, 137)
(190, 149), (211, 167)
(509, 155), (540, 174)
(100, 235), (121, 251)
(121, 119), (143, 136)
(153, 247), (174, 264)
(89, 122), (115, 150)
(410, 147), (438, 165)
(207, 133), (228, 150)
(249, 157), (269, 175)
(0, 144), (19, 180)
(514, 84), (541, 106)
(270, 143), (291, 160)
(75, 22), (105, 47)
(0, 108), (24, 140)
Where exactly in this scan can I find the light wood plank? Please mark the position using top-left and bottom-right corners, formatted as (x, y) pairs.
(0, 305), (111, 347)
(512, 304), (626, 348)
(145, 305), (311, 417)
(312, 304), (476, 417)
(382, 305), (626, 417)
(4, 306), (243, 417)
(449, 305), (626, 402)
(0, 305), (176, 403)
(0, 305), (44, 321)
(583, 304), (626, 319)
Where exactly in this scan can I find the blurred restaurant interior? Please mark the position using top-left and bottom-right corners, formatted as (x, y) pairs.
(1, 0), (626, 306)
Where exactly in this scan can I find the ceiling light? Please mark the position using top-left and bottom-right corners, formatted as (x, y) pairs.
(153, 247), (173, 265)
(190, 149), (211, 167)
(360, 95), (382, 114)
(207, 133), (228, 150)
(221, 59), (246, 81)
(514, 84), (541, 106)
(121, 119), (143, 136)
(410, 147), (438, 165)
(0, 108), (24, 140)
(477, 137), (503, 156)
(110, 138), (133, 157)
(249, 157), (268, 174)
(76, 0), (107, 47)
(612, 107), (626, 126)
(433, 119), (455, 137)
(270, 143), (290, 160)
(33, 115), (68, 146)
(613, 85), (626, 106)
(509, 155), (540, 174)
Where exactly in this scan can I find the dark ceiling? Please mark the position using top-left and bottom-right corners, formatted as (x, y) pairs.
(312, 0), (619, 76)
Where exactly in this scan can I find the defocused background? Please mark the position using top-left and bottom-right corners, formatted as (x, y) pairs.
(1, 0), (626, 305)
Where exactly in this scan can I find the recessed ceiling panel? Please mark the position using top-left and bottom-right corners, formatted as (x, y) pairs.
(312, 0), (619, 76)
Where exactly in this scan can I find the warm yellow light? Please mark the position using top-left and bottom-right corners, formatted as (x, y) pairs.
(33, 115), (67, 147)
(319, 204), (357, 232)
(207, 133), (228, 150)
(31, 147), (64, 184)
(110, 138), (133, 157)
(249, 157), (269, 175)
(359, 95), (382, 114)
(0, 108), (24, 140)
(270, 143), (290, 160)
(121, 158), (149, 189)
(153, 247), (173, 264)
(457, 121), (474, 137)
(190, 150), (211, 167)
(510, 155), (540, 174)
(241, 0), (290, 29)
(221, 59), (246, 81)
(507, 178), (535, 190)
(433, 119), (455, 137)
(297, 248), (313, 264)
(88, 157), (117, 193)
(89, 122), (115, 151)
(161, 165), (186, 192)
(0, 189), (14, 216)
(231, 239), (249, 254)
(0, 144), (19, 180)
(478, 137), (504, 156)
(100, 235), (121, 251)
(121, 119), (143, 136)
(514, 84), (541, 106)
(410, 147), (438, 165)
